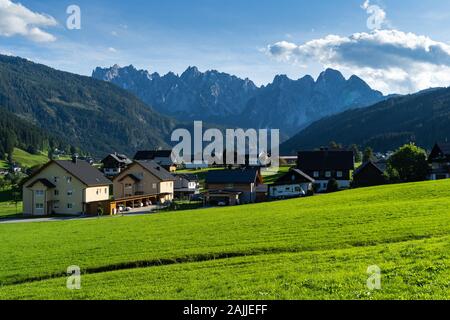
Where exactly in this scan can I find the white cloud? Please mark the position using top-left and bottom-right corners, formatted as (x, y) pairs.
(267, 29), (450, 94)
(108, 47), (117, 53)
(0, 0), (57, 42)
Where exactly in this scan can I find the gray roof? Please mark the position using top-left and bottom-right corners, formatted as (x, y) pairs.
(272, 168), (315, 185)
(173, 173), (199, 182)
(136, 160), (175, 181)
(118, 173), (142, 182)
(134, 150), (173, 160)
(205, 168), (260, 184)
(27, 178), (56, 189)
(55, 160), (112, 186)
(353, 161), (385, 176)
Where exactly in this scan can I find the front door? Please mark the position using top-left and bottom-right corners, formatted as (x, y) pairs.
(33, 189), (46, 216)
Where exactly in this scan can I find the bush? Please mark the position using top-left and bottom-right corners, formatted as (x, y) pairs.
(387, 143), (429, 182)
(326, 178), (339, 193)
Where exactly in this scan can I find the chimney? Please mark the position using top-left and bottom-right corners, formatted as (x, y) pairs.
(72, 153), (79, 164)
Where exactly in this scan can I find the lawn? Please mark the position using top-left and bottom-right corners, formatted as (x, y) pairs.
(0, 179), (449, 299)
(12, 148), (48, 168)
(0, 189), (22, 218)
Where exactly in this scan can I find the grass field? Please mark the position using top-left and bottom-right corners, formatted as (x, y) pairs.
(11, 148), (48, 168)
(0, 179), (449, 299)
(0, 189), (22, 218)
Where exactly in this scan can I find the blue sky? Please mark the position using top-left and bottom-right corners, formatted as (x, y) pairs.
(2, 0), (450, 94)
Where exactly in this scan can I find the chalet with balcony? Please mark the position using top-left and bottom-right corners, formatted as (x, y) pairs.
(428, 143), (450, 180)
(297, 149), (354, 192)
(101, 153), (132, 177)
(112, 160), (175, 206)
(204, 168), (264, 205)
(173, 173), (200, 199)
(134, 150), (177, 172)
(22, 157), (112, 216)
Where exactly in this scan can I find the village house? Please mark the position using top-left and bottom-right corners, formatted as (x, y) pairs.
(268, 168), (315, 199)
(297, 149), (355, 192)
(173, 173), (200, 199)
(101, 153), (132, 177)
(428, 143), (450, 180)
(204, 168), (264, 206)
(352, 161), (387, 188)
(134, 150), (178, 172)
(112, 160), (175, 209)
(22, 157), (112, 216)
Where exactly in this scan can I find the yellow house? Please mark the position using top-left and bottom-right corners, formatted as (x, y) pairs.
(113, 160), (175, 203)
(22, 159), (112, 216)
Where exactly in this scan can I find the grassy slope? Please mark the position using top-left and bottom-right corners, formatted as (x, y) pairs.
(0, 179), (449, 299)
(0, 160), (7, 169)
(2, 236), (448, 300)
(12, 148), (48, 168)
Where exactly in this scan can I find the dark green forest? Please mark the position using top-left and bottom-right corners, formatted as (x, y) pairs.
(0, 54), (179, 157)
(0, 108), (66, 160)
(281, 88), (450, 153)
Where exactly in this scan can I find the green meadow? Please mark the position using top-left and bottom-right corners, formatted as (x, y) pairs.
(11, 148), (49, 168)
(0, 179), (449, 299)
(0, 189), (22, 219)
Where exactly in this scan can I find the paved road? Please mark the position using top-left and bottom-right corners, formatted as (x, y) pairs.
(0, 206), (162, 224)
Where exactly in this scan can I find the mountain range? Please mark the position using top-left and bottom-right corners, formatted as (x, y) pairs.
(92, 65), (386, 137)
(2, 53), (448, 160)
(280, 87), (450, 154)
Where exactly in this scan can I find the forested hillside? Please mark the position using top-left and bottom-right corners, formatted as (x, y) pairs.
(0, 55), (179, 157)
(0, 108), (65, 160)
(281, 88), (450, 153)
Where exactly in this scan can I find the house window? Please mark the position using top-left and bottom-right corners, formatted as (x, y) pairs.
(67, 203), (73, 209)
(337, 171), (343, 178)
(35, 190), (45, 197)
(96, 189), (100, 195)
(66, 176), (72, 183)
(152, 183), (157, 189)
(105, 188), (108, 194)
(325, 171), (331, 178)
(54, 177), (59, 183)
(67, 190), (73, 196)
(54, 190), (59, 196)
(53, 202), (59, 209)
(225, 184), (234, 189)
(35, 203), (44, 209)
(313, 171), (319, 178)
